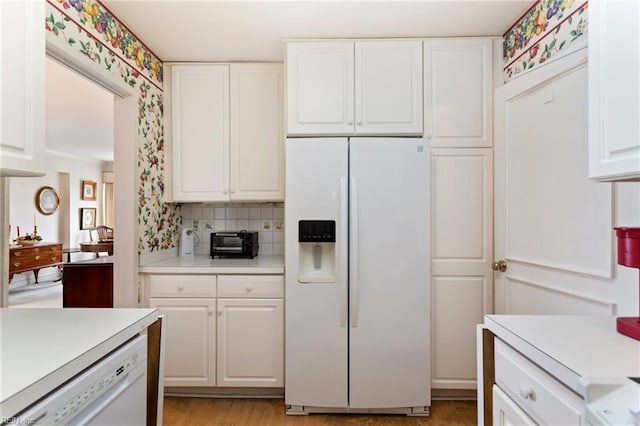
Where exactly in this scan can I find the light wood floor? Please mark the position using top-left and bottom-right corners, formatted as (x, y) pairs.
(162, 397), (476, 425)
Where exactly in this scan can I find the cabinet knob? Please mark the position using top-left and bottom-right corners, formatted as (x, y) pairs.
(208, 307), (215, 315)
(518, 385), (535, 400)
(178, 284), (185, 291)
(217, 310), (223, 316)
(246, 284), (253, 292)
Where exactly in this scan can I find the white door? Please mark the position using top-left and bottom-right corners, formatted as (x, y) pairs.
(0, 0), (45, 177)
(424, 38), (492, 147)
(286, 42), (354, 136)
(148, 298), (216, 386)
(492, 385), (536, 426)
(171, 64), (229, 202)
(216, 298), (284, 387)
(494, 51), (616, 315)
(348, 138), (429, 408)
(230, 63), (284, 201)
(431, 148), (493, 390)
(285, 138), (349, 408)
(355, 41), (423, 136)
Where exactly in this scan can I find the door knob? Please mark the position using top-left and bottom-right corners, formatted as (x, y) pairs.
(492, 259), (507, 272)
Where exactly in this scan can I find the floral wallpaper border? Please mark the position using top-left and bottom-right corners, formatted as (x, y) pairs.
(45, 0), (180, 253)
(48, 0), (162, 88)
(503, 0), (588, 82)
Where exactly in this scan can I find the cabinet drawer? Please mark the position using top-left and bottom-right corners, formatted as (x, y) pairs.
(149, 275), (216, 298)
(495, 339), (584, 425)
(217, 275), (284, 298)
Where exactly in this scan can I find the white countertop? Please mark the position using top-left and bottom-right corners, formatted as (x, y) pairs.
(139, 255), (284, 274)
(0, 308), (158, 418)
(485, 315), (640, 398)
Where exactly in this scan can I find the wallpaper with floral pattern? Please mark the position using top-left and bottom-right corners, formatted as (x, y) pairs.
(46, 0), (180, 254)
(503, 0), (588, 82)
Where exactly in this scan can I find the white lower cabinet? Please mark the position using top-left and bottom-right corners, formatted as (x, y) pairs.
(493, 339), (584, 425)
(149, 298), (216, 387)
(216, 298), (284, 387)
(216, 275), (284, 387)
(145, 273), (284, 389)
(147, 275), (217, 387)
(493, 385), (536, 426)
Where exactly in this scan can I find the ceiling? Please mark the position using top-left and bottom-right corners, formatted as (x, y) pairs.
(46, 57), (114, 162)
(48, 1), (533, 161)
(103, 0), (531, 62)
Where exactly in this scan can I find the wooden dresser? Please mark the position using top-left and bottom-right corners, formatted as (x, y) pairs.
(9, 243), (63, 283)
(62, 256), (113, 308)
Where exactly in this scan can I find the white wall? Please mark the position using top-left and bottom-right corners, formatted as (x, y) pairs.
(9, 150), (108, 285)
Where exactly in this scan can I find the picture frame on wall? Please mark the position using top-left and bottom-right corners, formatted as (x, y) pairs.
(35, 186), (60, 215)
(82, 180), (96, 201)
(80, 208), (96, 230)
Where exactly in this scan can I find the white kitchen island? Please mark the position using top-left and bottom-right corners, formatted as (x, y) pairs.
(478, 315), (640, 425)
(0, 308), (159, 421)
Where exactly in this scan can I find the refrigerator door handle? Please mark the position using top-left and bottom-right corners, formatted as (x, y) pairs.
(339, 178), (348, 328)
(350, 177), (359, 328)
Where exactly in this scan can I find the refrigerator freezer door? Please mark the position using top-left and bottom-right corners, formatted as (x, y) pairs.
(348, 138), (430, 408)
(285, 138), (349, 408)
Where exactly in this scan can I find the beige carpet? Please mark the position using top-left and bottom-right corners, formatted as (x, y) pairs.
(9, 281), (63, 308)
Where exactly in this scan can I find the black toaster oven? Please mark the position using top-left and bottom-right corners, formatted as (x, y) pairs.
(210, 231), (259, 258)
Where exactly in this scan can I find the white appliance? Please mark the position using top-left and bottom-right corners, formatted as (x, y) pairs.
(13, 335), (147, 425)
(180, 228), (195, 257)
(285, 137), (430, 415)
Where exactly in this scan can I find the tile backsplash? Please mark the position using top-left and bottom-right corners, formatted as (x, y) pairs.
(181, 203), (284, 256)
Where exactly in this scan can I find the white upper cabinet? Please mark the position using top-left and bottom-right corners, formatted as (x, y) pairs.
(286, 42), (354, 136)
(588, 0), (640, 181)
(230, 63), (284, 201)
(171, 64), (230, 202)
(0, 0), (45, 177)
(424, 38), (492, 147)
(169, 63), (284, 202)
(287, 40), (423, 136)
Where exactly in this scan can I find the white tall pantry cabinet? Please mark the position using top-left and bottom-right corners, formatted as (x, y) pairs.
(588, 0), (640, 181)
(286, 40), (423, 136)
(426, 38), (494, 390)
(167, 63), (284, 202)
(0, 0), (45, 177)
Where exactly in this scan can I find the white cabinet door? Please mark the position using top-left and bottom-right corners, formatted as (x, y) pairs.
(149, 298), (216, 387)
(216, 298), (284, 387)
(230, 64), (284, 201)
(588, 0), (640, 181)
(171, 64), (229, 201)
(0, 0), (45, 177)
(424, 39), (492, 147)
(355, 40), (423, 135)
(431, 148), (493, 390)
(286, 42), (354, 136)
(493, 385), (536, 426)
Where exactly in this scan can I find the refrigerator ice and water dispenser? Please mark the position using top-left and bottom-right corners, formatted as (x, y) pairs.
(298, 220), (336, 283)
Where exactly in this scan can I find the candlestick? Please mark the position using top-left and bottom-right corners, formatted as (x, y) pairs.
(17, 226), (20, 237)
(34, 212), (36, 227)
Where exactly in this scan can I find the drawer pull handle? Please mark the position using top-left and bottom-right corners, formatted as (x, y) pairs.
(34, 248), (40, 253)
(519, 385), (535, 400)
(13, 262), (21, 268)
(51, 256), (57, 261)
(14, 251), (21, 257)
(35, 255), (40, 261)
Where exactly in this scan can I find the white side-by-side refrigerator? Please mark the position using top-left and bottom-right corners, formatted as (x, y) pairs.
(285, 137), (430, 414)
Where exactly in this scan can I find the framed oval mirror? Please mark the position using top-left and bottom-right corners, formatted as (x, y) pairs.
(35, 186), (60, 215)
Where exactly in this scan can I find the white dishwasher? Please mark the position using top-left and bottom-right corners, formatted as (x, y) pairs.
(12, 335), (147, 425)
